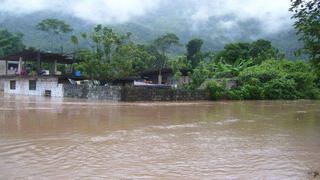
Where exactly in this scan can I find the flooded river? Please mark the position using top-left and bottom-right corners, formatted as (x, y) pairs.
(0, 94), (320, 179)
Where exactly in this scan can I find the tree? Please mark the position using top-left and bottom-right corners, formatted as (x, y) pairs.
(186, 38), (203, 68)
(289, 0), (320, 72)
(0, 29), (25, 57)
(215, 42), (251, 65)
(74, 25), (155, 81)
(111, 43), (156, 79)
(153, 33), (180, 83)
(37, 18), (73, 52)
(214, 39), (284, 65)
(214, 58), (254, 78)
(90, 25), (120, 63)
(188, 61), (211, 89)
(249, 39), (285, 64)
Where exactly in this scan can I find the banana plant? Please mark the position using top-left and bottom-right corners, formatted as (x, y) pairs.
(214, 58), (253, 78)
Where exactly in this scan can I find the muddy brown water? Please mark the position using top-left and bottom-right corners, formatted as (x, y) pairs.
(0, 93), (320, 179)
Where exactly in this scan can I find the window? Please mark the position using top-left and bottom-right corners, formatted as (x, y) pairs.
(29, 80), (37, 90)
(8, 63), (18, 70)
(10, 80), (16, 90)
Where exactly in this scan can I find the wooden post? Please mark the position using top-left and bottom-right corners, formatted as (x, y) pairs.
(37, 51), (41, 75)
(158, 70), (162, 84)
(53, 60), (57, 75)
(18, 57), (22, 75)
(5, 60), (8, 75)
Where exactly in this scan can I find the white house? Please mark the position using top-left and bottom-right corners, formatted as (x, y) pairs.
(2, 76), (64, 97)
(0, 50), (77, 97)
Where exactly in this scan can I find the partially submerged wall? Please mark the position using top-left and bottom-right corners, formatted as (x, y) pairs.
(0, 79), (4, 91)
(63, 84), (121, 101)
(63, 85), (210, 102)
(121, 86), (210, 101)
(0, 62), (6, 76)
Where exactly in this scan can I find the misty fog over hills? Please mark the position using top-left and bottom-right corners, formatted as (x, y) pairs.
(0, 0), (302, 59)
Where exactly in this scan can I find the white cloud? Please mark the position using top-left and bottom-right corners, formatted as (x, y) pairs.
(71, 0), (161, 23)
(0, 0), (48, 13)
(0, 0), (161, 23)
(187, 0), (293, 33)
(0, 0), (293, 32)
(191, 7), (210, 22)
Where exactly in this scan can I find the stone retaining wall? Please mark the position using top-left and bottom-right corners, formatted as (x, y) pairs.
(63, 84), (121, 101)
(63, 85), (210, 102)
(121, 86), (210, 101)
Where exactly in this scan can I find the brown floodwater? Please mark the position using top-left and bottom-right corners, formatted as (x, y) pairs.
(0, 93), (320, 179)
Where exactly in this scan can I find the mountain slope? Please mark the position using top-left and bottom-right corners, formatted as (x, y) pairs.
(0, 11), (303, 60)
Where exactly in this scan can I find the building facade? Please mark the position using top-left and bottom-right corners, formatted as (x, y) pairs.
(0, 61), (19, 76)
(140, 68), (190, 87)
(0, 61), (20, 91)
(2, 76), (64, 97)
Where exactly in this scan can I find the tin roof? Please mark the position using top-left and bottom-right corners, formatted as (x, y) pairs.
(0, 49), (74, 64)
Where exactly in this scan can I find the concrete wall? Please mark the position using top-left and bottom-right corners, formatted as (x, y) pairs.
(0, 61), (19, 76)
(3, 77), (64, 97)
(2, 79), (210, 101)
(0, 79), (4, 91)
(0, 61), (6, 75)
(121, 86), (210, 101)
(63, 84), (121, 101)
(63, 85), (210, 102)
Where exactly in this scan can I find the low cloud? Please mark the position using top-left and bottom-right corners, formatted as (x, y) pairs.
(0, 0), (293, 33)
(0, 0), (161, 23)
(187, 0), (293, 33)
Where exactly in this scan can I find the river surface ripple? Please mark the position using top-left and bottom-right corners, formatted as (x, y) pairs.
(0, 94), (320, 179)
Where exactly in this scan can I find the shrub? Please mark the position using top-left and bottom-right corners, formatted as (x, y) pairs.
(188, 61), (210, 89)
(241, 84), (264, 100)
(305, 88), (320, 100)
(236, 60), (319, 100)
(227, 89), (244, 100)
(263, 78), (298, 100)
(207, 80), (226, 100)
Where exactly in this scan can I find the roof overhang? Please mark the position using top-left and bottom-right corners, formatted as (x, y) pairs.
(0, 50), (74, 64)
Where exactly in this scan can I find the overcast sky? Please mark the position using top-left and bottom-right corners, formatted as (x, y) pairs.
(0, 0), (293, 33)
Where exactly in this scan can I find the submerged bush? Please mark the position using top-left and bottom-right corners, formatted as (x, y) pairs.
(228, 60), (319, 100)
(207, 80), (226, 100)
(227, 89), (244, 100)
(263, 78), (298, 100)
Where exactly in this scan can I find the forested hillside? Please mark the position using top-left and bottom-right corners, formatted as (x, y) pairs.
(0, 11), (302, 59)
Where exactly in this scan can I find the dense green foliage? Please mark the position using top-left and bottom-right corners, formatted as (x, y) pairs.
(0, 9), (318, 100)
(0, 29), (25, 57)
(74, 25), (156, 81)
(214, 39), (285, 65)
(290, 0), (320, 88)
(186, 39), (204, 69)
(153, 33), (180, 81)
(185, 39), (279, 89)
(179, 37), (319, 100)
(207, 80), (226, 100)
(188, 61), (211, 89)
(0, 11), (303, 59)
(73, 27), (181, 83)
(225, 60), (320, 100)
(290, 0), (320, 71)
